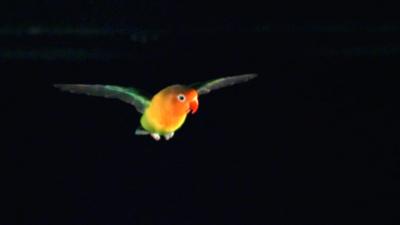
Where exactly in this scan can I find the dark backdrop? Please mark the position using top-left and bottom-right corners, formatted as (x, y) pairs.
(2, 1), (400, 225)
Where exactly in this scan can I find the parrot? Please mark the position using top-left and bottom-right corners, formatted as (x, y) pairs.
(54, 73), (257, 141)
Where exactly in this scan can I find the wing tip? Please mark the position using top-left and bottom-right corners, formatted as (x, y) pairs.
(242, 73), (258, 80)
(53, 84), (83, 93)
(227, 73), (258, 81)
(54, 83), (74, 90)
(228, 73), (258, 83)
(53, 83), (67, 90)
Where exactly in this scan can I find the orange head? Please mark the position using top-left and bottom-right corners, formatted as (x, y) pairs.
(155, 85), (199, 116)
(173, 87), (199, 114)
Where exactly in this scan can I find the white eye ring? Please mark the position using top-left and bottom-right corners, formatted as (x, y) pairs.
(177, 94), (186, 102)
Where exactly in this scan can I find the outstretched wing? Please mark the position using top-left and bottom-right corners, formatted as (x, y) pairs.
(54, 84), (151, 113)
(191, 74), (258, 95)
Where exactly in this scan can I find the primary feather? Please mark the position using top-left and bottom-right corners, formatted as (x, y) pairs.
(54, 84), (150, 113)
(192, 73), (257, 95)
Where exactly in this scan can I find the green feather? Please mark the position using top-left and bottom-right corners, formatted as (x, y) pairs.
(190, 73), (258, 95)
(54, 84), (150, 113)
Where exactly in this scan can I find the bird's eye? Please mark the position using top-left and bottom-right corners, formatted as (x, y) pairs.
(177, 94), (186, 102)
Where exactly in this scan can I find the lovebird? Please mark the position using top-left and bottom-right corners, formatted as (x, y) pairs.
(54, 74), (257, 141)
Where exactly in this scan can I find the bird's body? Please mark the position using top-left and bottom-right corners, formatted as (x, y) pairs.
(139, 85), (198, 136)
(55, 74), (257, 141)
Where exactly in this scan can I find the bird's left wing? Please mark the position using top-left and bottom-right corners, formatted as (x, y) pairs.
(190, 74), (257, 95)
(54, 84), (150, 113)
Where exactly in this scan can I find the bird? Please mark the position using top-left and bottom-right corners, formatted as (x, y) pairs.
(54, 73), (257, 141)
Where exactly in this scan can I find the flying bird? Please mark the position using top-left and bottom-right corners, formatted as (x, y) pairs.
(54, 74), (257, 141)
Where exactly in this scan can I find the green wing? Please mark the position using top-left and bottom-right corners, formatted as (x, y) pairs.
(191, 74), (258, 95)
(54, 84), (150, 113)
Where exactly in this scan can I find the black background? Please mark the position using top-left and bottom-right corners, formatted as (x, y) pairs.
(2, 1), (400, 225)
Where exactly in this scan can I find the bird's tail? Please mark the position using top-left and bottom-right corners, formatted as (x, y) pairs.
(135, 127), (149, 135)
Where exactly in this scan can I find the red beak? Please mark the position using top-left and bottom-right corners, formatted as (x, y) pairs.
(190, 98), (199, 114)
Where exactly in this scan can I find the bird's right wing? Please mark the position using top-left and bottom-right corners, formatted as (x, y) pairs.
(54, 84), (150, 113)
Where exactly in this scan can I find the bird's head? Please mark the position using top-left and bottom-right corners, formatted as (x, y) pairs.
(159, 85), (199, 115)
